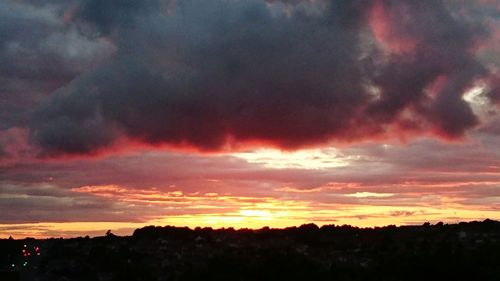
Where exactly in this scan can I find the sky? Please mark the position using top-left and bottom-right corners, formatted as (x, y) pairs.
(0, 0), (499, 238)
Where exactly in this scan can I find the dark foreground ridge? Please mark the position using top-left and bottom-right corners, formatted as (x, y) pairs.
(1, 220), (500, 281)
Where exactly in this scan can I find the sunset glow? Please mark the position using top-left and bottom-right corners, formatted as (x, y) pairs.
(1, 0), (499, 238)
(231, 148), (350, 169)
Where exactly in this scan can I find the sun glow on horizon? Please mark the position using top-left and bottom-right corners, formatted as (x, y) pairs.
(2, 183), (499, 239)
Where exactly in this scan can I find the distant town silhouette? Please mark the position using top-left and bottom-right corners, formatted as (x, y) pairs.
(1, 220), (500, 281)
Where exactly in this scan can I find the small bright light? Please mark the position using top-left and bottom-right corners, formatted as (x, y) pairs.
(463, 85), (487, 105)
(366, 84), (382, 101)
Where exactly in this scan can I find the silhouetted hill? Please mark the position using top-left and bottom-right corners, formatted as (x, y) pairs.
(1, 220), (500, 281)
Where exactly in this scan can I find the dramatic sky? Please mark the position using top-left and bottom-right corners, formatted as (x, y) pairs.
(1, 0), (499, 238)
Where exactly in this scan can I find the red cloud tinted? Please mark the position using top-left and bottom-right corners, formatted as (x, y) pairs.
(19, 0), (497, 156)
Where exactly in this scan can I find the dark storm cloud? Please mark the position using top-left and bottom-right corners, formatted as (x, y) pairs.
(0, 0), (112, 130)
(7, 0), (495, 155)
(366, 0), (489, 137)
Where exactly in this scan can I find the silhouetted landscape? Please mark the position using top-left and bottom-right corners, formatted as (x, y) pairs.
(1, 220), (500, 281)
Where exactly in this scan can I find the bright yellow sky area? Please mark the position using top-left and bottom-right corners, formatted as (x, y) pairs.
(2, 198), (498, 239)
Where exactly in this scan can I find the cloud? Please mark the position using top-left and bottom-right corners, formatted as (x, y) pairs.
(0, 0), (112, 131)
(1, 0), (499, 236)
(16, 0), (495, 156)
(0, 133), (499, 235)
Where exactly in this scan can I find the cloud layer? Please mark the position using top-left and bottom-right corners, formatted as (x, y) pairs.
(0, 0), (499, 238)
(1, 134), (499, 237)
(0, 0), (491, 156)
